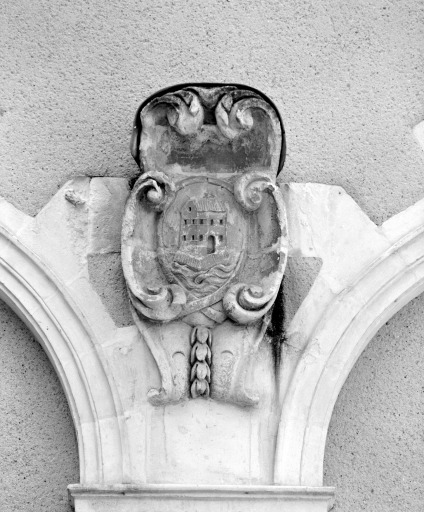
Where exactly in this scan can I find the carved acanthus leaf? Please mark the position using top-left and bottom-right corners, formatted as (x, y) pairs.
(122, 170), (186, 322)
(215, 92), (278, 140)
(128, 283), (186, 322)
(234, 171), (276, 212)
(132, 171), (175, 212)
(156, 91), (204, 135)
(223, 283), (279, 324)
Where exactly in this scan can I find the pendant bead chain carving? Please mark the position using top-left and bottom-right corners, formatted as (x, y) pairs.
(190, 326), (212, 398)
(122, 84), (288, 406)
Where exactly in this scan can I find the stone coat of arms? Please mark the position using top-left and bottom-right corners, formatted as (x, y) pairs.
(122, 84), (288, 406)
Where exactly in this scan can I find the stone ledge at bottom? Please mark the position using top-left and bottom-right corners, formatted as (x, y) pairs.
(68, 484), (335, 512)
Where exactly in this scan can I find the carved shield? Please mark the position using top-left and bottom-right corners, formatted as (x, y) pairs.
(122, 84), (288, 404)
(158, 178), (247, 311)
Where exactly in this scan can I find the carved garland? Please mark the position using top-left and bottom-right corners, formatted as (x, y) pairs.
(190, 326), (212, 398)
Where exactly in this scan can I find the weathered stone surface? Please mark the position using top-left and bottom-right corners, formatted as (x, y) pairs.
(2, 3), (424, 511)
(88, 178), (130, 254)
(122, 85), (288, 406)
(4, 174), (424, 511)
(69, 485), (334, 512)
(87, 253), (133, 327)
(413, 120), (424, 153)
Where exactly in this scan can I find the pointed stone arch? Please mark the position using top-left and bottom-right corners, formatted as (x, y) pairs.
(274, 201), (424, 486)
(0, 224), (124, 484)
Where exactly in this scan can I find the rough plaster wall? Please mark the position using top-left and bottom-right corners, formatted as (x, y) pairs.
(0, 0), (423, 224)
(0, 301), (79, 512)
(324, 294), (424, 511)
(1, 0), (424, 509)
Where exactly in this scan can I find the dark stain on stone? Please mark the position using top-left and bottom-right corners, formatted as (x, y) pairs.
(267, 277), (286, 368)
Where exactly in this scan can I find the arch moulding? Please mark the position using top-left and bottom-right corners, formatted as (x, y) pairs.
(0, 213), (125, 485)
(2, 175), (424, 511)
(275, 184), (424, 487)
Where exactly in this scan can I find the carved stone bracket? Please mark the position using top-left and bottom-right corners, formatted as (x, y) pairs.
(122, 84), (287, 406)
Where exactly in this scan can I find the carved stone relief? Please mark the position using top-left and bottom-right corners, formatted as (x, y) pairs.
(121, 84), (288, 405)
(3, 117), (424, 512)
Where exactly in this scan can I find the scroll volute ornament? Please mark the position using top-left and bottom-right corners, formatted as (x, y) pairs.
(122, 84), (288, 406)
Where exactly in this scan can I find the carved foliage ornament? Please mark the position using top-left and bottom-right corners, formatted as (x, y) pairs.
(122, 84), (287, 406)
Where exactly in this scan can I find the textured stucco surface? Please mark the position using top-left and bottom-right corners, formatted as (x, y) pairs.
(324, 294), (424, 511)
(0, 0), (423, 224)
(0, 301), (78, 512)
(1, 0), (424, 510)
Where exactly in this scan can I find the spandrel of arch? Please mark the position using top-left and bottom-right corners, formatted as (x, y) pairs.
(274, 192), (424, 487)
